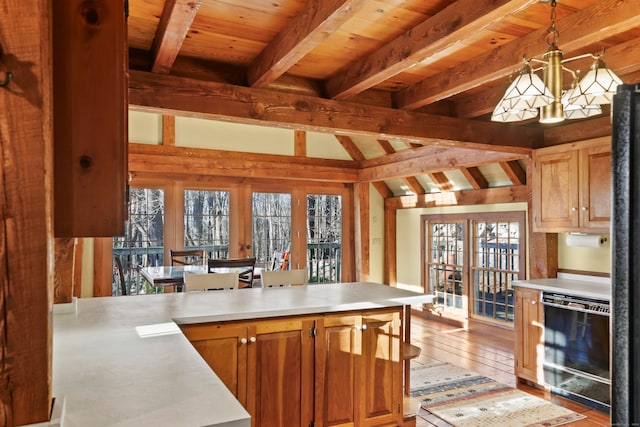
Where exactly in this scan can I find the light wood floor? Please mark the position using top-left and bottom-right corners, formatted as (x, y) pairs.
(405, 311), (610, 427)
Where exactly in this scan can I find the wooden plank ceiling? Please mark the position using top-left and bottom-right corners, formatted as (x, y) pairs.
(127, 0), (640, 196)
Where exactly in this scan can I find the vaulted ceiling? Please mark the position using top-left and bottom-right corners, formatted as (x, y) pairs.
(127, 0), (640, 196)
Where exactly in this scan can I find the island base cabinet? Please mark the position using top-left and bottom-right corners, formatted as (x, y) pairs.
(514, 287), (544, 385)
(181, 308), (403, 427)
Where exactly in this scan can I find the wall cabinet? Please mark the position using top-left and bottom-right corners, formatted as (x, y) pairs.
(181, 308), (403, 427)
(532, 137), (611, 233)
(514, 287), (544, 384)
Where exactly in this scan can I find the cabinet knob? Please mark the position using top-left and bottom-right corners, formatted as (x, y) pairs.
(581, 206), (588, 211)
(362, 324), (368, 330)
(531, 301), (536, 305)
(240, 338), (247, 344)
(249, 336), (257, 343)
(571, 207), (577, 212)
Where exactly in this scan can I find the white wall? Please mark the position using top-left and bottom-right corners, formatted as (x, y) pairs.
(558, 232), (611, 273)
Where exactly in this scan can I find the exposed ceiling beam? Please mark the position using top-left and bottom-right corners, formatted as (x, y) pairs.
(543, 116), (612, 147)
(428, 172), (454, 192)
(335, 135), (393, 197)
(248, 0), (366, 88)
(385, 185), (528, 210)
(325, 0), (537, 99)
(150, 0), (201, 74)
(374, 139), (426, 194)
(359, 145), (525, 182)
(460, 167), (488, 190)
(128, 143), (359, 182)
(129, 70), (540, 152)
(499, 161), (526, 186)
(395, 0), (640, 110)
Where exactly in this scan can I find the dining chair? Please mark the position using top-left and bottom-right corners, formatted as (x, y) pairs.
(269, 250), (290, 271)
(184, 272), (239, 291)
(114, 255), (128, 296)
(261, 268), (307, 287)
(169, 249), (207, 266)
(208, 257), (257, 288)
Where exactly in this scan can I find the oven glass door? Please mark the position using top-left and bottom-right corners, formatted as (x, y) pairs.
(543, 303), (610, 410)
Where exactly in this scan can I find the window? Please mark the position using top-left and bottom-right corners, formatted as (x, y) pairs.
(422, 212), (525, 325)
(184, 189), (230, 259)
(427, 221), (465, 310)
(252, 192), (292, 269)
(113, 187), (165, 294)
(471, 217), (523, 322)
(307, 194), (342, 283)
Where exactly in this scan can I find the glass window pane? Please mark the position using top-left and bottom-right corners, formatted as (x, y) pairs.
(307, 194), (342, 283)
(252, 192), (292, 270)
(113, 188), (165, 295)
(184, 189), (229, 259)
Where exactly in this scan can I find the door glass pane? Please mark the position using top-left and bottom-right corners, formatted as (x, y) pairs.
(427, 222), (464, 309)
(307, 194), (342, 283)
(184, 189), (230, 259)
(252, 192), (291, 270)
(113, 188), (165, 295)
(472, 220), (520, 322)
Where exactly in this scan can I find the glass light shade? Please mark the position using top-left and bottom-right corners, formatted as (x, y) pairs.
(496, 65), (554, 111)
(561, 88), (602, 120)
(568, 59), (622, 106)
(491, 104), (538, 122)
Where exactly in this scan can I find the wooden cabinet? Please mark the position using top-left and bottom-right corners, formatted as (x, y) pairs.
(182, 308), (403, 427)
(315, 311), (402, 427)
(514, 287), (544, 384)
(183, 317), (315, 427)
(532, 137), (611, 233)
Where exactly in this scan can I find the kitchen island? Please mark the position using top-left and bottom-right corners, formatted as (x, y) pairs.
(52, 282), (433, 426)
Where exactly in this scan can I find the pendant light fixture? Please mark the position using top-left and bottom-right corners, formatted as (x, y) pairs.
(491, 0), (622, 124)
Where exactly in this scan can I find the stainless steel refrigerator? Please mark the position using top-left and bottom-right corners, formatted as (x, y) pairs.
(612, 83), (640, 424)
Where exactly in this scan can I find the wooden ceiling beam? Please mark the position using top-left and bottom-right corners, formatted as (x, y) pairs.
(128, 143), (359, 183)
(150, 0), (201, 74)
(460, 167), (489, 190)
(359, 144), (525, 182)
(129, 70), (541, 152)
(428, 172), (454, 192)
(385, 185), (528, 210)
(325, 0), (537, 100)
(543, 116), (612, 147)
(403, 176), (426, 195)
(499, 161), (526, 186)
(395, 0), (640, 110)
(247, 0), (366, 88)
(335, 135), (393, 197)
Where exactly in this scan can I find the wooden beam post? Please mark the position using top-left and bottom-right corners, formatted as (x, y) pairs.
(0, 1), (53, 424)
(53, 0), (128, 237)
(354, 182), (371, 281)
(384, 206), (397, 286)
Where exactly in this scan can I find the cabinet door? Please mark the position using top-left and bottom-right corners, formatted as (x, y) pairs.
(247, 318), (315, 427)
(514, 288), (543, 384)
(533, 149), (580, 231)
(358, 311), (402, 427)
(181, 323), (250, 405)
(580, 144), (612, 230)
(315, 315), (361, 427)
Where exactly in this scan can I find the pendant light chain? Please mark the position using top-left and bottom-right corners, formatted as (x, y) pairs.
(546, 0), (559, 48)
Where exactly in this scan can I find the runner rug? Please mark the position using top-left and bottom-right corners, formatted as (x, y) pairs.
(410, 361), (586, 427)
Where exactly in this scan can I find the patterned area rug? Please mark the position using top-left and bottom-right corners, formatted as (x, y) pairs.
(411, 361), (586, 427)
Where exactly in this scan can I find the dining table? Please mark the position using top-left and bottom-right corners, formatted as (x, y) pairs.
(140, 265), (208, 291)
(140, 265), (264, 290)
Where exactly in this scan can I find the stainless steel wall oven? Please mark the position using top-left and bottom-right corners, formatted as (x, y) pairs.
(542, 292), (610, 412)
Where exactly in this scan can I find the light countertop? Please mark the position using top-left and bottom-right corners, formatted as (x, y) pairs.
(513, 273), (611, 300)
(53, 282), (434, 426)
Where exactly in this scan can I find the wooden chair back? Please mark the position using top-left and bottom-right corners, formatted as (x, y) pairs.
(169, 249), (207, 266)
(114, 256), (128, 296)
(184, 272), (239, 291)
(208, 257), (257, 288)
(262, 268), (307, 287)
(269, 251), (290, 271)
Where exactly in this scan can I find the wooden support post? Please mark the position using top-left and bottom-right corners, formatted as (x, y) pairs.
(384, 204), (397, 286)
(0, 1), (53, 424)
(354, 182), (370, 281)
(53, 0), (128, 237)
